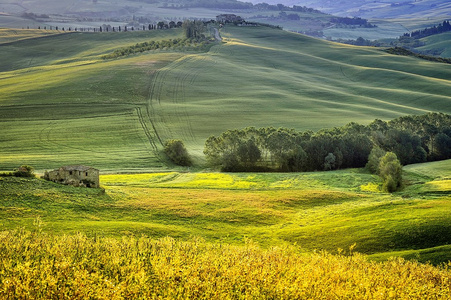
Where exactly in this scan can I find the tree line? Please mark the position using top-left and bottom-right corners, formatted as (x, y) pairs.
(203, 113), (451, 172)
(404, 20), (451, 40)
(336, 20), (450, 55)
(384, 47), (451, 64)
(102, 20), (210, 59)
(102, 37), (209, 59)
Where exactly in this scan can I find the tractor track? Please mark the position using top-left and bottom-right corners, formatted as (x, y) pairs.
(145, 43), (225, 144)
(136, 106), (165, 163)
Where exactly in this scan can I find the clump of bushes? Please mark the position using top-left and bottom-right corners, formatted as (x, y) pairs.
(164, 139), (192, 166)
(385, 47), (451, 64)
(366, 149), (403, 192)
(14, 165), (35, 177)
(0, 165), (35, 178)
(102, 37), (212, 59)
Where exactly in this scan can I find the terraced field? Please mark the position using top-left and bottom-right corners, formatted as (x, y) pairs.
(1, 26), (451, 171)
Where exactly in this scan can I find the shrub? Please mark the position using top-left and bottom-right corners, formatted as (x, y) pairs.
(14, 165), (35, 178)
(164, 139), (192, 166)
(366, 147), (386, 174)
(379, 152), (402, 192)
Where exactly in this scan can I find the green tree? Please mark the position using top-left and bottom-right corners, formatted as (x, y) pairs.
(366, 147), (386, 174)
(182, 20), (206, 39)
(157, 21), (165, 29)
(237, 138), (261, 168)
(164, 140), (192, 166)
(323, 153), (336, 171)
(283, 146), (307, 172)
(378, 152), (402, 193)
(431, 133), (451, 160)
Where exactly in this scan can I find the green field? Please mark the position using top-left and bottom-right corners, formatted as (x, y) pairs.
(416, 32), (451, 57)
(1, 26), (451, 171)
(1, 24), (451, 296)
(1, 159), (450, 264)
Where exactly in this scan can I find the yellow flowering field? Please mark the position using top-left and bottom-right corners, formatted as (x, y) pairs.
(1, 230), (450, 299)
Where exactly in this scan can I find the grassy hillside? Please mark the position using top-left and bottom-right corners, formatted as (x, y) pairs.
(416, 32), (451, 57)
(1, 26), (451, 171)
(0, 28), (58, 44)
(1, 160), (450, 264)
(285, 0), (451, 20)
(404, 159), (451, 179)
(0, 29), (186, 171)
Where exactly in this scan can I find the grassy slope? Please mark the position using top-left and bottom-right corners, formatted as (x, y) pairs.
(1, 26), (451, 171)
(150, 26), (451, 157)
(416, 32), (451, 57)
(0, 28), (59, 44)
(0, 29), (185, 171)
(1, 160), (450, 264)
(0, 163), (451, 263)
(404, 159), (451, 179)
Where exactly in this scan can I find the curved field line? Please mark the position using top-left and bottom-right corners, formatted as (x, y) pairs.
(146, 44), (224, 144)
(136, 106), (165, 164)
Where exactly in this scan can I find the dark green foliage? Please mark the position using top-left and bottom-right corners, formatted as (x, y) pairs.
(164, 140), (192, 166)
(408, 20), (451, 40)
(382, 174), (398, 193)
(380, 129), (426, 165)
(283, 146), (307, 172)
(384, 47), (451, 64)
(323, 153), (336, 171)
(237, 138), (261, 168)
(431, 133), (451, 160)
(204, 113), (451, 172)
(379, 152), (403, 193)
(14, 165), (35, 178)
(366, 147), (386, 174)
(204, 128), (267, 172)
(102, 35), (211, 59)
(182, 20), (206, 39)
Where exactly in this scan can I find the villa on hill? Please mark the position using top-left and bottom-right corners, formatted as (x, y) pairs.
(44, 165), (99, 188)
(216, 14), (244, 23)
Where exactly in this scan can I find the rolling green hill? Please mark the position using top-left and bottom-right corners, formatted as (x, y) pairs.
(416, 32), (451, 57)
(1, 159), (450, 264)
(1, 25), (451, 171)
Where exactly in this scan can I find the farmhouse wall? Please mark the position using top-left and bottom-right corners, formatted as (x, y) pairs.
(45, 166), (99, 188)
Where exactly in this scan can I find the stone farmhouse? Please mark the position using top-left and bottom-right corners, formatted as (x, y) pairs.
(216, 14), (244, 23)
(44, 165), (100, 188)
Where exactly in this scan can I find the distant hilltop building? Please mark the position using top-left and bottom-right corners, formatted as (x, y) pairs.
(216, 14), (244, 24)
(44, 165), (100, 188)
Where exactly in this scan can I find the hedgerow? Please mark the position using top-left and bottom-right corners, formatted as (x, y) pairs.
(102, 38), (211, 59)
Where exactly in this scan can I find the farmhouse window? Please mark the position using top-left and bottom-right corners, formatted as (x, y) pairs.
(69, 171), (73, 175)
(86, 172), (88, 176)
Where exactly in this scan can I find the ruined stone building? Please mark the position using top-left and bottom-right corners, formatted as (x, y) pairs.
(44, 165), (99, 188)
